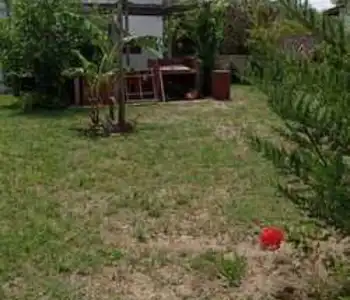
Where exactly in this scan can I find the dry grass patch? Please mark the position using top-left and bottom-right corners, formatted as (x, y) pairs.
(0, 86), (348, 300)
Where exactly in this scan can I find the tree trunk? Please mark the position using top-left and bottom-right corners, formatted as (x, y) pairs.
(201, 66), (213, 97)
(117, 83), (126, 127)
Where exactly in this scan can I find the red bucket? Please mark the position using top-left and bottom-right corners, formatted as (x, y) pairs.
(211, 70), (231, 100)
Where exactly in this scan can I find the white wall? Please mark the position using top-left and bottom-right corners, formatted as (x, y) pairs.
(123, 15), (163, 70)
(125, 15), (163, 36)
(84, 1), (164, 70)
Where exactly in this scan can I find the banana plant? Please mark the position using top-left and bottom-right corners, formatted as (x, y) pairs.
(62, 47), (117, 131)
(63, 27), (161, 134)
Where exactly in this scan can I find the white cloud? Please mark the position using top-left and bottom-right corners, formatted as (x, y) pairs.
(308, 0), (334, 10)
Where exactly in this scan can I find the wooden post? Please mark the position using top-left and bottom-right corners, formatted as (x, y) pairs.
(117, 0), (126, 126)
(73, 78), (81, 105)
(163, 0), (172, 58)
(124, 0), (131, 68)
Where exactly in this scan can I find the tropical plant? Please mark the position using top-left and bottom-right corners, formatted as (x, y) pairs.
(247, 3), (350, 297)
(166, 0), (228, 95)
(62, 9), (161, 135)
(63, 48), (118, 134)
(220, 5), (252, 55)
(248, 0), (350, 234)
(244, 0), (311, 54)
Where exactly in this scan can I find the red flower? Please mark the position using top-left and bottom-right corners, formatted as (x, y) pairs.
(259, 226), (285, 250)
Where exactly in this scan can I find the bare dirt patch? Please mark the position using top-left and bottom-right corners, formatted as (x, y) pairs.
(66, 233), (349, 300)
(232, 237), (350, 300)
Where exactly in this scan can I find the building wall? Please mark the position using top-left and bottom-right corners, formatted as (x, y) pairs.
(88, 1), (164, 70)
(107, 0), (164, 70)
(123, 15), (163, 70)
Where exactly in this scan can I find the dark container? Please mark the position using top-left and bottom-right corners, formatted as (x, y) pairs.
(211, 70), (231, 100)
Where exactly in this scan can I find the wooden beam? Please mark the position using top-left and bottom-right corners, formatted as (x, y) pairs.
(83, 2), (197, 16)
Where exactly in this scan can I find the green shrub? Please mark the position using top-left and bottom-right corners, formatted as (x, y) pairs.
(248, 0), (350, 235)
(0, 0), (102, 109)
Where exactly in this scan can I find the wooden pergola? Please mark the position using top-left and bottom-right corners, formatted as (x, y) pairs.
(83, 0), (197, 63)
(79, 1), (199, 105)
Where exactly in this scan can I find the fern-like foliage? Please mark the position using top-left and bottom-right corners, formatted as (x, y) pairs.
(248, 0), (350, 233)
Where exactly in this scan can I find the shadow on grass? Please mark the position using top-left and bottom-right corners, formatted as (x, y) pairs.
(68, 126), (106, 140)
(0, 101), (21, 111)
(68, 121), (170, 141)
(0, 99), (90, 119)
(13, 107), (89, 119)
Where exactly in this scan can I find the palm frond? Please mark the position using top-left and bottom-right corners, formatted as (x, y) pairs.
(71, 49), (96, 72)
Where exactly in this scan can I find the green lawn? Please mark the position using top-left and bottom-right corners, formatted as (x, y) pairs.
(0, 86), (345, 300)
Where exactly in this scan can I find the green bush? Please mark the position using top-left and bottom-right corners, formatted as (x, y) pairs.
(247, 3), (350, 298)
(166, 0), (228, 95)
(248, 0), (350, 234)
(0, 0), (102, 109)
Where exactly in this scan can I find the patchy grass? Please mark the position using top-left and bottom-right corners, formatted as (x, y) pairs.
(0, 86), (348, 300)
(190, 249), (247, 287)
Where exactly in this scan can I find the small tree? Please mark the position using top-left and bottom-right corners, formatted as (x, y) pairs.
(166, 0), (228, 95)
(63, 9), (161, 135)
(248, 0), (350, 234)
(63, 45), (120, 135)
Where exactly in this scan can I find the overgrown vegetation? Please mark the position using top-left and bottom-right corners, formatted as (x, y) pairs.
(61, 7), (128, 135)
(0, 0), (159, 133)
(249, 0), (350, 235)
(0, 0), (103, 109)
(166, 0), (228, 95)
(248, 0), (350, 298)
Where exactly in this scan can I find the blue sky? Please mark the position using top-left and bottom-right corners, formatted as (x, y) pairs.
(309, 0), (334, 10)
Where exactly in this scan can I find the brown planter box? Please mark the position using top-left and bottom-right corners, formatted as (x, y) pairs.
(211, 70), (231, 100)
